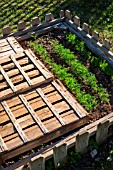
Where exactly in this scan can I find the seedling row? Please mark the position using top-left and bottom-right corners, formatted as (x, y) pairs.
(22, 30), (113, 116)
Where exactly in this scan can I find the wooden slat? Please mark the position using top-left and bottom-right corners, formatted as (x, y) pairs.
(0, 63), (48, 133)
(0, 52), (25, 65)
(1, 101), (28, 143)
(0, 135), (8, 152)
(25, 50), (52, 80)
(2, 57), (30, 71)
(0, 50), (15, 58)
(0, 70), (39, 90)
(0, 45), (12, 53)
(52, 81), (83, 118)
(19, 94), (48, 134)
(0, 64), (35, 81)
(8, 58), (61, 130)
(12, 60), (65, 126)
(0, 65), (16, 92)
(0, 76), (46, 102)
(6, 37), (23, 53)
(10, 54), (32, 86)
(36, 88), (65, 126)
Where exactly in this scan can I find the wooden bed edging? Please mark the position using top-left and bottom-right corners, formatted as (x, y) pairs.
(64, 10), (113, 66)
(0, 11), (65, 40)
(1, 111), (113, 170)
(1, 10), (113, 65)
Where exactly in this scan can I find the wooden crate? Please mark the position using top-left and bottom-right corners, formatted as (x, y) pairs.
(0, 36), (89, 163)
(0, 37), (23, 58)
(0, 79), (88, 162)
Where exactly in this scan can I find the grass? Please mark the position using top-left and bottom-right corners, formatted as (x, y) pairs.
(0, 0), (113, 50)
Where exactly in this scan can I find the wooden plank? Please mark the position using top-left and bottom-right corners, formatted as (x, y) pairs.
(0, 116), (35, 138)
(0, 135), (8, 152)
(10, 18), (64, 38)
(0, 86), (66, 116)
(0, 45), (12, 53)
(0, 90), (62, 118)
(36, 88), (65, 126)
(19, 94), (48, 134)
(0, 95), (68, 139)
(10, 54), (33, 86)
(61, 110), (79, 124)
(0, 64), (48, 133)
(0, 50), (15, 58)
(0, 76), (46, 101)
(6, 37), (23, 53)
(0, 52), (25, 65)
(0, 39), (7, 44)
(1, 101), (28, 143)
(25, 50), (53, 80)
(0, 41), (8, 47)
(0, 92), (63, 124)
(52, 81), (83, 118)
(0, 116), (88, 162)
(0, 65), (16, 92)
(0, 84), (55, 111)
(2, 57), (29, 70)
(5, 134), (23, 150)
(0, 70), (39, 90)
(5, 58), (63, 127)
(8, 59), (64, 126)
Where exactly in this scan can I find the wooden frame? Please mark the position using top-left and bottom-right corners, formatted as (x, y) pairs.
(1, 10), (113, 170)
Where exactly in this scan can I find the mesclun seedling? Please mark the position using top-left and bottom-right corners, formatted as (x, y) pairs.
(66, 33), (113, 79)
(29, 41), (97, 112)
(52, 40), (109, 103)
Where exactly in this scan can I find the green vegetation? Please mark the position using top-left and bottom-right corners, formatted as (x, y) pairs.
(52, 40), (109, 103)
(29, 31), (111, 112)
(29, 41), (98, 112)
(66, 33), (113, 80)
(0, 0), (113, 50)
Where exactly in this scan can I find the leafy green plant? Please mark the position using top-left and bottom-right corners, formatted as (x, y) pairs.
(88, 139), (98, 151)
(29, 41), (97, 112)
(32, 33), (38, 41)
(66, 33), (113, 79)
(52, 40), (109, 103)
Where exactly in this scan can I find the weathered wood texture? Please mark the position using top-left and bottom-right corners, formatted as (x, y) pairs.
(1, 10), (112, 57)
(0, 37), (23, 58)
(3, 112), (113, 170)
(0, 36), (88, 164)
(0, 10), (113, 170)
(64, 16), (113, 65)
(0, 80), (88, 162)
(0, 49), (53, 101)
(1, 15), (64, 41)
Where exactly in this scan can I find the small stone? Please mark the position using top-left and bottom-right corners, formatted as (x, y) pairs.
(90, 149), (97, 158)
(107, 156), (112, 161)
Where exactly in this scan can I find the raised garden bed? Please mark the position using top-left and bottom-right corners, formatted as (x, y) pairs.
(20, 29), (113, 121)
(0, 10), (113, 170)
